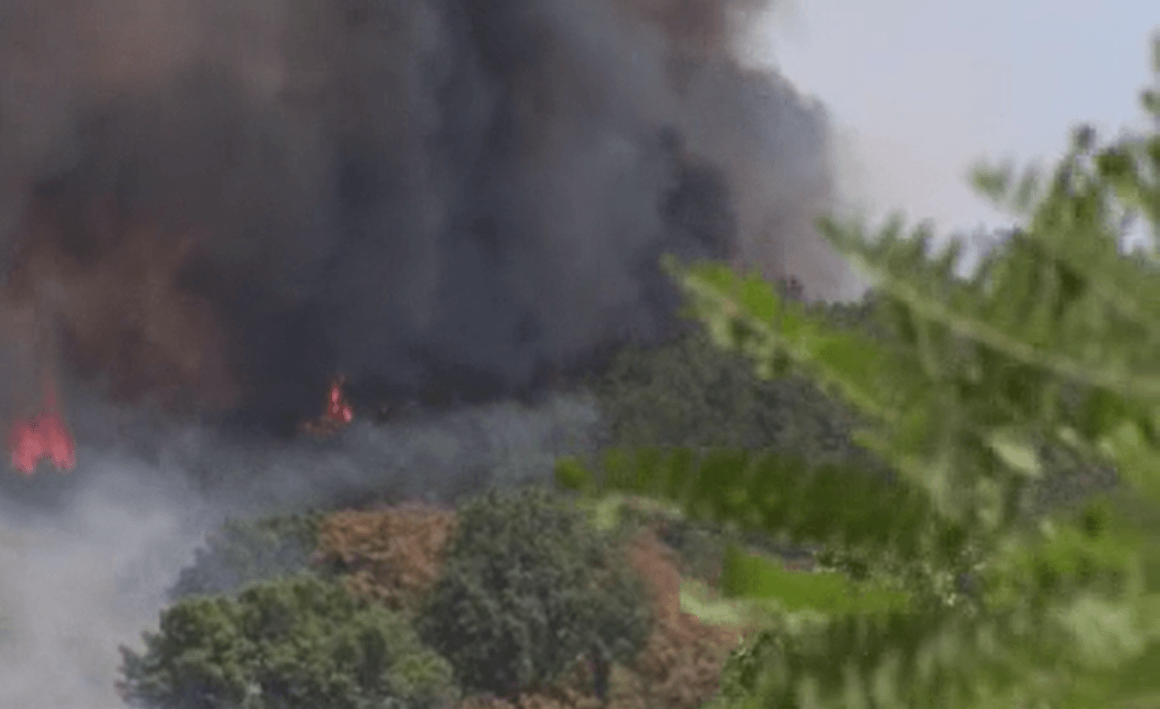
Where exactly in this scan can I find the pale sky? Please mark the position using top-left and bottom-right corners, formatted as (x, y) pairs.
(746, 0), (1158, 257)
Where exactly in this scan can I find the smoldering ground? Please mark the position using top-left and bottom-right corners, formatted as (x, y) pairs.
(0, 0), (855, 705)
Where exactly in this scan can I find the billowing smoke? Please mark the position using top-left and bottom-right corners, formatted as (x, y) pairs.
(0, 3), (860, 704)
(0, 0), (850, 433)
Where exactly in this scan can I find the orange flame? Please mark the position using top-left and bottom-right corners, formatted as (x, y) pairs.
(7, 377), (75, 475)
(325, 376), (354, 425)
(299, 374), (354, 438)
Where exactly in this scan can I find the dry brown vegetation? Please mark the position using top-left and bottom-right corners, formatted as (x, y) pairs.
(614, 531), (743, 709)
(313, 502), (457, 613)
(313, 501), (749, 709)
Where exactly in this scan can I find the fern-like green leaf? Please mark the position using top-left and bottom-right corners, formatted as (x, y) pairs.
(584, 41), (1160, 709)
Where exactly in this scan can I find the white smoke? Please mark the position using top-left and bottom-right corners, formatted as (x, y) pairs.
(0, 391), (605, 708)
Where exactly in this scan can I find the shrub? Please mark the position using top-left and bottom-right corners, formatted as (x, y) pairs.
(416, 487), (651, 698)
(168, 513), (324, 601)
(118, 573), (459, 709)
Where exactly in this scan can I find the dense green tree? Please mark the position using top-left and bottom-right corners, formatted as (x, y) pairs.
(591, 317), (887, 474)
(168, 513), (324, 601)
(416, 486), (651, 698)
(119, 574), (458, 709)
(561, 39), (1160, 709)
(592, 270), (1114, 516)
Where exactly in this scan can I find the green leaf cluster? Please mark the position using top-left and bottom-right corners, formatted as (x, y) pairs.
(416, 486), (652, 698)
(118, 574), (458, 709)
(559, 37), (1160, 709)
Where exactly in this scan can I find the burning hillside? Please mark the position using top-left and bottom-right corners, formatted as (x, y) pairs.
(0, 0), (853, 472)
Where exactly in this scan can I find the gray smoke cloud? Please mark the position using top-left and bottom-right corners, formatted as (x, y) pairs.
(0, 0), (851, 430)
(0, 2), (855, 705)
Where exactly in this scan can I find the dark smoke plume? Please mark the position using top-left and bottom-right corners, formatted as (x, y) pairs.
(0, 0), (851, 434)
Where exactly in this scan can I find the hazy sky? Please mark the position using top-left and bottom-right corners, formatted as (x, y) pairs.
(747, 0), (1158, 248)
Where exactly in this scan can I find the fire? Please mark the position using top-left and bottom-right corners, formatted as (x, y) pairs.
(6, 378), (75, 475)
(300, 374), (354, 438)
(326, 376), (354, 424)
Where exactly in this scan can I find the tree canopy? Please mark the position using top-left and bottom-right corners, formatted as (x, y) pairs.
(119, 574), (458, 709)
(417, 487), (652, 698)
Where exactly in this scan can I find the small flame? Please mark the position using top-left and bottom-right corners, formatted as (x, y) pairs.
(299, 374), (354, 437)
(6, 377), (75, 475)
(325, 377), (354, 424)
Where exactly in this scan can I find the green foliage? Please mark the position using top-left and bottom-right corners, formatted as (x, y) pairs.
(719, 544), (912, 615)
(560, 38), (1160, 709)
(168, 513), (324, 601)
(118, 574), (458, 709)
(559, 447), (978, 620)
(592, 307), (887, 472)
(416, 486), (651, 698)
(591, 493), (770, 583)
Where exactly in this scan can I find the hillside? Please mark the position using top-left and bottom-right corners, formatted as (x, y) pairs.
(115, 285), (1124, 709)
